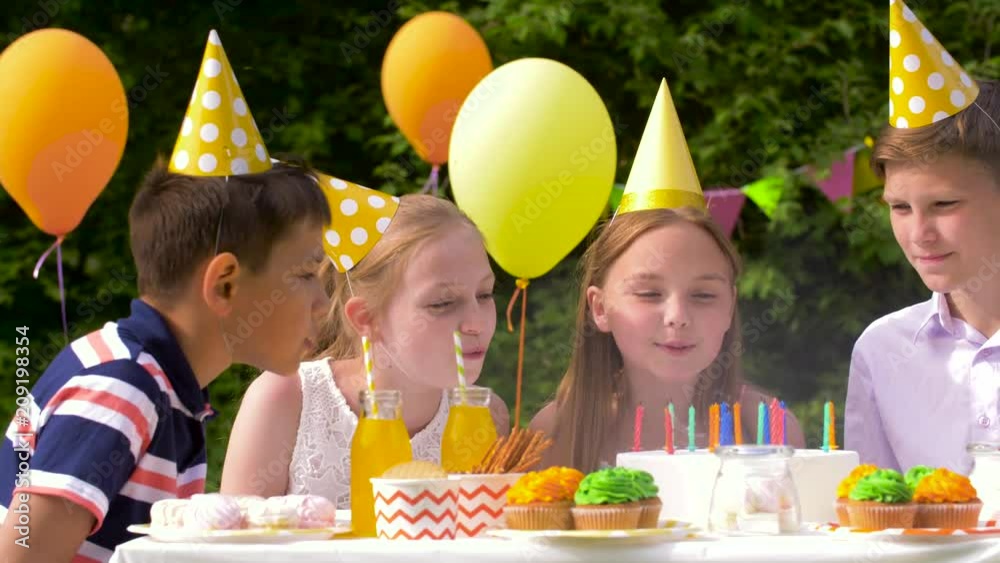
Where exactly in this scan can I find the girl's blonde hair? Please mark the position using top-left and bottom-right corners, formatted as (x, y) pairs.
(312, 194), (481, 360)
(550, 207), (745, 472)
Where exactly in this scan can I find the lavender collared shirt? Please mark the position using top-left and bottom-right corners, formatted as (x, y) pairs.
(846, 292), (1000, 474)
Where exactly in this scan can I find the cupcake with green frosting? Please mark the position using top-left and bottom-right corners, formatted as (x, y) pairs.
(571, 468), (647, 530)
(630, 469), (662, 528)
(846, 469), (917, 530)
(904, 465), (935, 491)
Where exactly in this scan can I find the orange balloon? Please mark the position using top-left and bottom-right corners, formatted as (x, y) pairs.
(0, 29), (128, 236)
(381, 12), (491, 165)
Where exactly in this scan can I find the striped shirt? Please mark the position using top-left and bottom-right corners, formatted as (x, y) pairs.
(1, 299), (213, 563)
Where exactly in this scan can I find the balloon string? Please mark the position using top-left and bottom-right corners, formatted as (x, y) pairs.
(33, 236), (69, 343)
(506, 278), (530, 428)
(420, 164), (441, 196)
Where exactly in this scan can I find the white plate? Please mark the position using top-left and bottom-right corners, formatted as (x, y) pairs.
(487, 522), (701, 544)
(127, 524), (351, 544)
(811, 521), (1000, 543)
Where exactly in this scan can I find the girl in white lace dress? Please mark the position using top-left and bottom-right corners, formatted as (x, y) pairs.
(220, 194), (509, 508)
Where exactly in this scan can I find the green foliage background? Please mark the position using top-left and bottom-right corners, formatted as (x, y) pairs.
(2, 0), (998, 491)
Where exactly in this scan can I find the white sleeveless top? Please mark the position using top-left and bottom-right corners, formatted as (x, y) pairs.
(286, 358), (450, 508)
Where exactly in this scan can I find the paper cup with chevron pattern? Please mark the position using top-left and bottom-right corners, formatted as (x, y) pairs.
(450, 473), (525, 537)
(371, 478), (458, 540)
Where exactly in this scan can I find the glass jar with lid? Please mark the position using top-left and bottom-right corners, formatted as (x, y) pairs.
(708, 445), (802, 535)
(968, 442), (1000, 522)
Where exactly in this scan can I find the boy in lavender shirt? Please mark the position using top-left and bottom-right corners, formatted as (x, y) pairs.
(846, 66), (999, 472)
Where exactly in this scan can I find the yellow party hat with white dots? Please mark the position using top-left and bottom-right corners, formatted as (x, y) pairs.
(315, 170), (399, 273)
(618, 78), (705, 214)
(889, 0), (979, 129)
(169, 30), (271, 175)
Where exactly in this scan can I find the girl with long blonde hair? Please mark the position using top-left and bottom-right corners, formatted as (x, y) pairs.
(531, 207), (804, 472)
(222, 193), (508, 506)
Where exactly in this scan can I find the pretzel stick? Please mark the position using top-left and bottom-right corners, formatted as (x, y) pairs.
(474, 439), (501, 472)
(507, 432), (537, 471)
(492, 434), (517, 472)
(470, 428), (554, 474)
(510, 456), (542, 473)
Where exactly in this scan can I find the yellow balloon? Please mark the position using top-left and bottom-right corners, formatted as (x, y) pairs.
(449, 58), (616, 280)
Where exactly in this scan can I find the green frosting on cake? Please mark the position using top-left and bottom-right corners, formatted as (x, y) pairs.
(849, 469), (913, 504)
(904, 465), (935, 491)
(573, 468), (658, 505)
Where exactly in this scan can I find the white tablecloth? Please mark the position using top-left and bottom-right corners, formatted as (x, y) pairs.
(111, 534), (1000, 563)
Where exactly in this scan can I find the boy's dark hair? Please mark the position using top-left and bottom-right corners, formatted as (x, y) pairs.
(872, 79), (1000, 180)
(129, 159), (331, 298)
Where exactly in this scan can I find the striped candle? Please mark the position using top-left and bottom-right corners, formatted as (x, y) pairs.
(734, 402), (743, 445)
(756, 402), (765, 445)
(453, 330), (467, 403)
(822, 401), (831, 452)
(666, 402), (676, 454)
(769, 398), (782, 445)
(688, 405), (696, 451)
(761, 402), (770, 445)
(709, 404), (720, 452)
(633, 403), (644, 452)
(780, 400), (787, 445)
(828, 401), (838, 450)
(720, 403), (732, 446)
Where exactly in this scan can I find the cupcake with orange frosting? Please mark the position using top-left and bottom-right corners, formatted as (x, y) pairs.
(505, 467), (584, 530)
(909, 467), (983, 528)
(835, 464), (878, 526)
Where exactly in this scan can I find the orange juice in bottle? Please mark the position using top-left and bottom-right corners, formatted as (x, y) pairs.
(441, 387), (498, 473)
(350, 389), (412, 537)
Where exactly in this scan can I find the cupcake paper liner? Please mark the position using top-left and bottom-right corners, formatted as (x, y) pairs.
(846, 501), (917, 530)
(571, 504), (642, 530)
(914, 500), (983, 529)
(638, 498), (663, 529)
(835, 497), (851, 526)
(504, 502), (573, 531)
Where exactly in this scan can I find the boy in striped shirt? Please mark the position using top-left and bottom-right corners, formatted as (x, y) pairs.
(0, 161), (331, 563)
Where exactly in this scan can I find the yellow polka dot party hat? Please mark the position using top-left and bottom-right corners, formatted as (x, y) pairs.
(169, 30), (271, 175)
(314, 170), (399, 273)
(889, 0), (979, 129)
(618, 78), (705, 214)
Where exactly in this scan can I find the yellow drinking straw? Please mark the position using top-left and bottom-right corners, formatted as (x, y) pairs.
(453, 330), (467, 404)
(362, 335), (377, 415)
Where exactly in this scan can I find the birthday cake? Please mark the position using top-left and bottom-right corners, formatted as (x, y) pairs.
(617, 448), (859, 527)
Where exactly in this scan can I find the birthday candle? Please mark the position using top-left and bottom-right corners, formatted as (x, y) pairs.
(720, 402), (732, 446)
(761, 402), (770, 445)
(734, 402), (743, 445)
(769, 398), (782, 445)
(633, 403), (644, 452)
(756, 402), (765, 445)
(688, 405), (696, 451)
(780, 400), (787, 445)
(667, 402), (676, 454)
(822, 400), (831, 452)
(664, 407), (675, 454)
(828, 401), (838, 450)
(709, 404), (720, 452)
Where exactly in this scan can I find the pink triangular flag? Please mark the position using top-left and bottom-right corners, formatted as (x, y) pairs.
(816, 149), (857, 203)
(705, 188), (746, 237)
